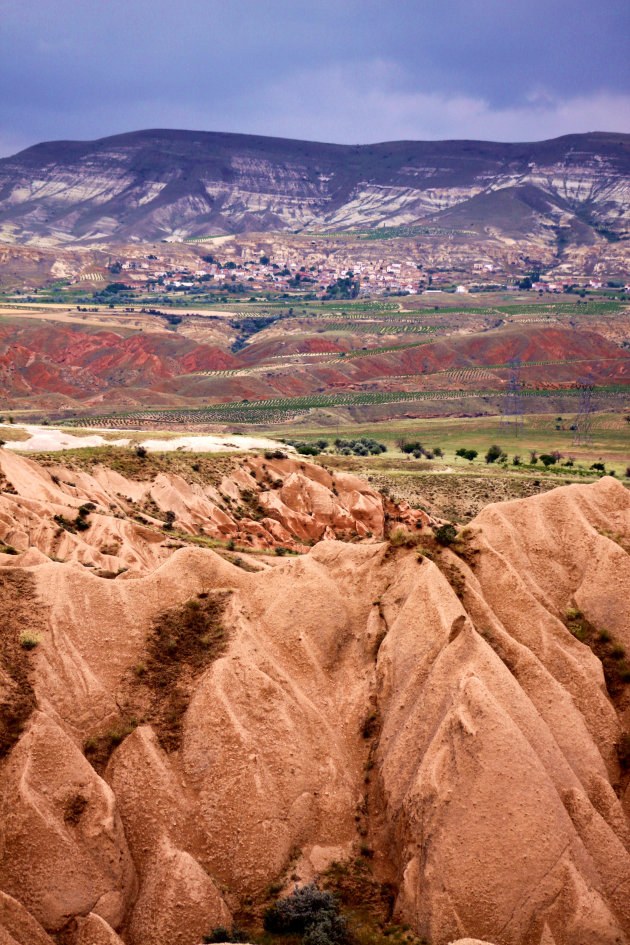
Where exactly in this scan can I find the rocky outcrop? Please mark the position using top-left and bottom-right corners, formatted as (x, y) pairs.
(0, 129), (627, 242)
(0, 466), (629, 945)
(0, 449), (422, 571)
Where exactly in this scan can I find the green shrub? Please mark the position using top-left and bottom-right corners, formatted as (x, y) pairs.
(203, 926), (245, 943)
(435, 523), (457, 546)
(565, 606), (583, 621)
(264, 883), (349, 945)
(485, 444), (502, 464)
(53, 514), (76, 533)
(334, 437), (386, 456)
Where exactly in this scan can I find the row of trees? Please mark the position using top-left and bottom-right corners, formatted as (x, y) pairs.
(455, 444), (613, 473)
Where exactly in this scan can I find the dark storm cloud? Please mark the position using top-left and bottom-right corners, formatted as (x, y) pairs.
(1, 0), (629, 155)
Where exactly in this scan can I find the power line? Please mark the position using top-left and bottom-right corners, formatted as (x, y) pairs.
(572, 376), (595, 445)
(500, 357), (524, 436)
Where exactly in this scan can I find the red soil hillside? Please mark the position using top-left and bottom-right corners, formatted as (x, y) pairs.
(236, 335), (349, 365)
(157, 324), (630, 405)
(327, 325), (630, 384)
(0, 454), (629, 945)
(0, 323), (238, 403)
(2, 319), (628, 411)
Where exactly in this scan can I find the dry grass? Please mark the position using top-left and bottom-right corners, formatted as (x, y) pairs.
(32, 445), (239, 487)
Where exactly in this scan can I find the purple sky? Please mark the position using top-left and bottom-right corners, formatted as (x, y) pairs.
(1, 0), (629, 156)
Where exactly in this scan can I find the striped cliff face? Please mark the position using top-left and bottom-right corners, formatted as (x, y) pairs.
(0, 129), (628, 243)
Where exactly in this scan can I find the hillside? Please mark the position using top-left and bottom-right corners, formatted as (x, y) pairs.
(1, 314), (628, 414)
(0, 129), (628, 243)
(0, 448), (629, 945)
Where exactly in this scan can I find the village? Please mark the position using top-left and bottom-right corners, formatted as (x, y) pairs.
(74, 233), (628, 301)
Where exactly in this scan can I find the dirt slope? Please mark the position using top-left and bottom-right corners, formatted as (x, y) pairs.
(0, 454), (629, 945)
(0, 321), (238, 403)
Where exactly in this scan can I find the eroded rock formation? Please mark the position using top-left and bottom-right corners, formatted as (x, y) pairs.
(0, 455), (629, 945)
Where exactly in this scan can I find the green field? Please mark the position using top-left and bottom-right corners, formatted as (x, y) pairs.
(76, 386), (629, 428)
(269, 411), (630, 476)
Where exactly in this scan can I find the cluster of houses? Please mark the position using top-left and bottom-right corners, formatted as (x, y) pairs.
(88, 252), (627, 299)
(110, 256), (427, 296)
(530, 278), (630, 293)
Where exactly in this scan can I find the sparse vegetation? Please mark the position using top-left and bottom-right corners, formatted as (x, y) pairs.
(132, 591), (230, 751)
(388, 528), (418, 548)
(361, 712), (379, 739)
(264, 883), (349, 945)
(84, 721), (139, 771)
(63, 793), (88, 825)
(0, 571), (44, 758)
(434, 523), (457, 546)
(564, 608), (630, 696)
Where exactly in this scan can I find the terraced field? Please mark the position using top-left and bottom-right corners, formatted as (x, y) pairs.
(2, 292), (628, 431)
(76, 384), (629, 427)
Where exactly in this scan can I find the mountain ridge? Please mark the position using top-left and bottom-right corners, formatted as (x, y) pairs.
(0, 128), (629, 244)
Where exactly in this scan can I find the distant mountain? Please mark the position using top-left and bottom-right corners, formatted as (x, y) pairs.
(0, 129), (628, 244)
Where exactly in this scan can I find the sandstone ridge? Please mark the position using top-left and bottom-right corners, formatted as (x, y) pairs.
(0, 456), (629, 945)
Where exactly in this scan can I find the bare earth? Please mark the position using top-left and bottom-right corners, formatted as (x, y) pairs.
(0, 446), (629, 945)
(1, 424), (291, 456)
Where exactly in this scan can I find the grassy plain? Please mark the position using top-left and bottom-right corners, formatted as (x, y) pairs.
(270, 410), (630, 522)
(272, 411), (629, 466)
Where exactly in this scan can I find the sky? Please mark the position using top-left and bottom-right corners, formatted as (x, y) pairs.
(1, 0), (629, 156)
